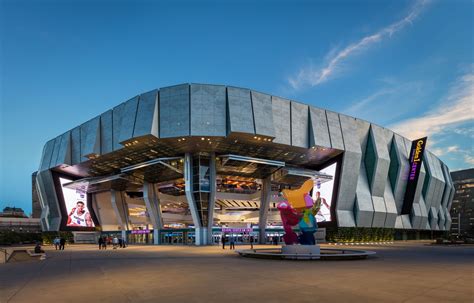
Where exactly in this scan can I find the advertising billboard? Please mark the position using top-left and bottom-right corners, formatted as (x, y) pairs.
(402, 137), (428, 214)
(59, 177), (95, 228)
(313, 162), (337, 222)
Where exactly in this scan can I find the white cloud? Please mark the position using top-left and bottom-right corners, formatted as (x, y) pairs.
(431, 145), (460, 157)
(390, 73), (474, 140)
(288, 0), (430, 90)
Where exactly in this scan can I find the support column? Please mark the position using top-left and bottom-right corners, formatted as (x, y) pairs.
(207, 153), (217, 244)
(258, 177), (272, 244)
(143, 181), (164, 244)
(110, 189), (130, 235)
(184, 153), (216, 245)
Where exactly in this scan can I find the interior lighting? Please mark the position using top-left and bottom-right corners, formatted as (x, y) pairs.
(201, 137), (205, 140)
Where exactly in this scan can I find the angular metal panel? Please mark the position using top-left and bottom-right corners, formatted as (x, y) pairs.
(326, 111), (344, 150)
(429, 206), (439, 230)
(335, 115), (363, 227)
(251, 91), (275, 138)
(372, 196), (387, 227)
(291, 101), (309, 148)
(401, 214), (412, 229)
(438, 207), (446, 231)
(419, 196), (429, 230)
(36, 170), (61, 231)
(80, 116), (101, 158)
(159, 84), (190, 138)
(392, 134), (410, 213)
(113, 96), (139, 148)
(383, 177), (398, 228)
(309, 107), (331, 148)
(271, 96), (291, 145)
(50, 136), (62, 169)
(190, 84), (226, 137)
(39, 139), (56, 171)
(355, 162), (374, 227)
(445, 208), (452, 230)
(339, 115), (361, 152)
(133, 89), (159, 139)
(53, 132), (71, 167)
(369, 125), (390, 196)
(100, 110), (113, 155)
(227, 87), (255, 135)
(410, 202), (422, 229)
(70, 126), (81, 165)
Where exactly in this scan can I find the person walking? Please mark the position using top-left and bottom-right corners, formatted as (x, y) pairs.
(102, 236), (107, 250)
(59, 237), (66, 250)
(118, 238), (123, 248)
(229, 236), (235, 250)
(98, 236), (104, 250)
(221, 234), (226, 249)
(53, 236), (60, 250)
(249, 235), (254, 249)
(112, 236), (118, 249)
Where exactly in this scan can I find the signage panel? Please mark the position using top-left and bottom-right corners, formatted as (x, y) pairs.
(402, 137), (428, 214)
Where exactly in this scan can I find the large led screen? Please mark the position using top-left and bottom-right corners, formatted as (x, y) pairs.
(59, 177), (95, 227)
(313, 162), (337, 222)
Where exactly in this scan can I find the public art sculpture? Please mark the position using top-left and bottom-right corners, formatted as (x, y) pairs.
(277, 179), (321, 245)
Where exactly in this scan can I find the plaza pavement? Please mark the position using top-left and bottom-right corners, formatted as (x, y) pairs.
(0, 241), (472, 303)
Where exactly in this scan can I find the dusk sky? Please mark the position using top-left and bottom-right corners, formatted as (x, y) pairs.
(1, 0), (473, 214)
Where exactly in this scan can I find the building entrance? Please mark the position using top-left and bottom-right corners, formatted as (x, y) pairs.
(161, 231), (185, 244)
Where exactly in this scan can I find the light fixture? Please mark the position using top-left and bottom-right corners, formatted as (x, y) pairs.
(201, 137), (205, 140)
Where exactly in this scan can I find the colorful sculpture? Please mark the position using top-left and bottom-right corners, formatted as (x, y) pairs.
(277, 179), (321, 245)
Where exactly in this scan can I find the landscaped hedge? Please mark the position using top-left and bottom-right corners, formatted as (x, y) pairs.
(326, 227), (394, 243)
(41, 231), (74, 244)
(0, 231), (42, 245)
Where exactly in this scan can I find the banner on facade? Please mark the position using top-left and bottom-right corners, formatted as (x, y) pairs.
(402, 137), (428, 214)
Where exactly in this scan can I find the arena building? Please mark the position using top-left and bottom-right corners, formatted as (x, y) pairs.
(34, 83), (455, 245)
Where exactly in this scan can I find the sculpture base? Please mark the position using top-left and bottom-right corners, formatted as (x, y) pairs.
(281, 244), (320, 259)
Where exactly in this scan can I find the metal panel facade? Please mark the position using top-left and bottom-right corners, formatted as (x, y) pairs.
(251, 91), (275, 138)
(227, 87), (255, 135)
(133, 89), (159, 139)
(291, 102), (309, 148)
(271, 96), (291, 145)
(309, 107), (331, 148)
(80, 116), (101, 158)
(190, 84), (226, 137)
(100, 110), (113, 154)
(326, 111), (344, 150)
(160, 84), (190, 138)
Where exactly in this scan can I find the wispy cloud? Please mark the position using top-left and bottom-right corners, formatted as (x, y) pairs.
(288, 0), (430, 90)
(389, 72), (474, 140)
(431, 145), (460, 157)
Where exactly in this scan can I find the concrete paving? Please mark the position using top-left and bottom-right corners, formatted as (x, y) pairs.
(0, 242), (472, 303)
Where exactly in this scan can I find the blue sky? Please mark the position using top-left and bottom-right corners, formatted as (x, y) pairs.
(1, 0), (473, 214)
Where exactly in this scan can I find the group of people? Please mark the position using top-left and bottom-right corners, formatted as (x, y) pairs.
(53, 236), (66, 250)
(98, 236), (126, 250)
(221, 234), (255, 250)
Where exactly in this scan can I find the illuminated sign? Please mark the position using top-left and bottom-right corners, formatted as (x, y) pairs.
(313, 162), (337, 222)
(222, 228), (252, 233)
(402, 137), (427, 214)
(131, 229), (150, 234)
(60, 177), (95, 228)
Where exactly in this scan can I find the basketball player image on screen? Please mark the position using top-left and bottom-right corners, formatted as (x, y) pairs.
(67, 201), (93, 227)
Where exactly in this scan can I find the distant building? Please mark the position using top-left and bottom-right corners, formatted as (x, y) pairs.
(0, 207), (41, 232)
(32, 172), (42, 218)
(450, 168), (474, 238)
(0, 207), (28, 218)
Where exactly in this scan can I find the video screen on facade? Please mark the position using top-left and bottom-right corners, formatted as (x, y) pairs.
(59, 177), (95, 228)
(313, 162), (337, 222)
